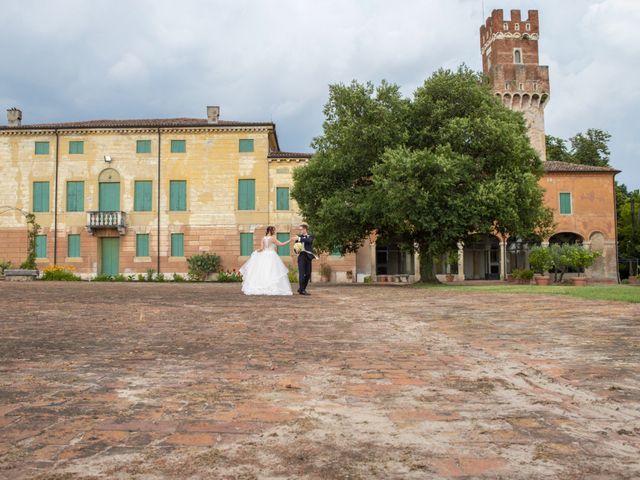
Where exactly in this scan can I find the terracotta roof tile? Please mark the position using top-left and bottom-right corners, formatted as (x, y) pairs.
(268, 151), (313, 159)
(543, 161), (619, 173)
(1, 117), (273, 129)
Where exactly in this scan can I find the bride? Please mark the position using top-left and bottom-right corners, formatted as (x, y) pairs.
(239, 226), (295, 296)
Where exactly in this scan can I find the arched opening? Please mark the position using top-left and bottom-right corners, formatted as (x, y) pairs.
(513, 49), (522, 64)
(375, 242), (414, 277)
(463, 234), (500, 280)
(549, 232), (583, 245)
(507, 237), (537, 273)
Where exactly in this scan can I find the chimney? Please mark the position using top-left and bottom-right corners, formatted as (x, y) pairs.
(7, 108), (22, 127)
(207, 105), (220, 124)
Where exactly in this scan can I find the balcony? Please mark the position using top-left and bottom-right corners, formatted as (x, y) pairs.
(86, 211), (127, 235)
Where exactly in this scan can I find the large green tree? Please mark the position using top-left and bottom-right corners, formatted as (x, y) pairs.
(292, 67), (553, 282)
(545, 128), (611, 167)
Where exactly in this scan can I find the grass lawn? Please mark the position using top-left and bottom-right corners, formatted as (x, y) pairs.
(415, 283), (640, 303)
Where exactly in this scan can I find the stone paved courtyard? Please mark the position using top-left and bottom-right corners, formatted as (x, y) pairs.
(0, 282), (639, 479)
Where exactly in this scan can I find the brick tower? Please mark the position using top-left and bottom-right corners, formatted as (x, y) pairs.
(480, 9), (550, 160)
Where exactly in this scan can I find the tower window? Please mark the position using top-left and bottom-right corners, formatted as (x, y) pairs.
(514, 23), (520, 31)
(534, 83), (539, 91)
(519, 83), (524, 91)
(526, 23), (531, 31)
(505, 82), (510, 91)
(503, 23), (509, 31)
(513, 49), (522, 64)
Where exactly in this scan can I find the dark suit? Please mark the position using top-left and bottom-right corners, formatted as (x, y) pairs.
(297, 234), (315, 293)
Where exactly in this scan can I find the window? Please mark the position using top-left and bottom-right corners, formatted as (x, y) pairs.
(559, 192), (572, 215)
(136, 140), (151, 154)
(33, 181), (50, 212)
(526, 23), (531, 31)
(514, 49), (522, 64)
(240, 233), (254, 256)
(169, 180), (187, 211)
(171, 233), (184, 257)
(171, 140), (186, 153)
(503, 22), (509, 31)
(514, 23), (520, 31)
(239, 139), (254, 153)
(519, 83), (524, 91)
(276, 187), (289, 210)
(66, 181), (84, 212)
(67, 234), (80, 258)
(69, 141), (84, 154)
(331, 246), (342, 257)
(238, 179), (256, 210)
(486, 47), (492, 70)
(35, 141), (49, 155)
(277, 233), (290, 256)
(134, 181), (152, 211)
(35, 235), (47, 258)
(136, 234), (150, 257)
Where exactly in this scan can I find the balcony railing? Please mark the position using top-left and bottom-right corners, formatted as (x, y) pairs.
(86, 211), (127, 235)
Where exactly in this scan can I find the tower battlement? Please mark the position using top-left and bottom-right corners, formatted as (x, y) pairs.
(480, 9), (540, 51)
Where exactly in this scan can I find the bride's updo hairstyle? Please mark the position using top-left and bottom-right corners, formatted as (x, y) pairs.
(266, 226), (276, 236)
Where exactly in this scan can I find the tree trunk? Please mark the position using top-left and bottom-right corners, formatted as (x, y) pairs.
(418, 247), (440, 284)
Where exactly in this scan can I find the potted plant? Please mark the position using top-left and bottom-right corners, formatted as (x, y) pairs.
(445, 250), (459, 282)
(320, 263), (332, 283)
(566, 246), (600, 286)
(528, 246), (552, 286)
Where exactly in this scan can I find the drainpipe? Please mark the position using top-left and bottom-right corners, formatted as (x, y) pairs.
(157, 128), (161, 274)
(53, 129), (59, 265)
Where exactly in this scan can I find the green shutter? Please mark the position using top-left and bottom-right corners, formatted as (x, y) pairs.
(171, 140), (186, 153)
(35, 235), (47, 258)
(136, 234), (149, 257)
(33, 181), (50, 212)
(99, 183), (120, 211)
(277, 233), (290, 256)
(67, 234), (80, 257)
(238, 179), (255, 210)
(134, 181), (152, 211)
(559, 193), (572, 214)
(35, 141), (50, 155)
(171, 233), (184, 257)
(136, 140), (151, 153)
(170, 180), (187, 211)
(240, 233), (254, 256)
(66, 181), (84, 212)
(69, 141), (84, 154)
(239, 139), (254, 153)
(276, 187), (289, 210)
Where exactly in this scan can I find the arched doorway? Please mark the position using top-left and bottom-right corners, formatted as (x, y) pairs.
(549, 232), (583, 245)
(506, 238), (535, 273)
(463, 234), (500, 280)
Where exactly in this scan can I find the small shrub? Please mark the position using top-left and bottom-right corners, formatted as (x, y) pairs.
(288, 264), (298, 283)
(528, 246), (552, 275)
(137, 273), (146, 282)
(146, 269), (156, 282)
(173, 273), (187, 282)
(364, 275), (372, 284)
(41, 265), (81, 281)
(156, 272), (165, 282)
(127, 275), (136, 282)
(93, 274), (113, 282)
(218, 270), (242, 282)
(113, 274), (126, 282)
(320, 263), (332, 281)
(187, 252), (222, 281)
(511, 268), (534, 283)
(0, 259), (11, 275)
(621, 279), (629, 285)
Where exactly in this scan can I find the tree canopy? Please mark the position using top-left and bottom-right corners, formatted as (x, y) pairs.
(292, 67), (554, 281)
(545, 128), (611, 167)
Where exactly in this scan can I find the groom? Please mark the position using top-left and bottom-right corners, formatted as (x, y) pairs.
(295, 223), (315, 296)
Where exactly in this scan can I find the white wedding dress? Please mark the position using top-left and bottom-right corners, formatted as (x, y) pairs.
(239, 236), (293, 296)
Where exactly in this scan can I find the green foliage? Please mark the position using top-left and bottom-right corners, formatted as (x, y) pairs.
(363, 276), (372, 284)
(0, 259), (11, 274)
(187, 252), (222, 281)
(287, 264), (298, 283)
(173, 273), (187, 282)
(156, 272), (165, 282)
(127, 275), (136, 281)
(447, 250), (459, 267)
(528, 246), (553, 275)
(93, 274), (114, 282)
(511, 268), (534, 281)
(320, 263), (332, 280)
(292, 66), (553, 283)
(113, 274), (126, 282)
(548, 243), (574, 283)
(146, 269), (156, 282)
(545, 128), (611, 167)
(218, 270), (243, 282)
(564, 247), (600, 277)
(41, 266), (81, 281)
(137, 273), (146, 282)
(617, 187), (640, 277)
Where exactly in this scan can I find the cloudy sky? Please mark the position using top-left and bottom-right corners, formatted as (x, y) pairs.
(1, 0), (638, 188)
